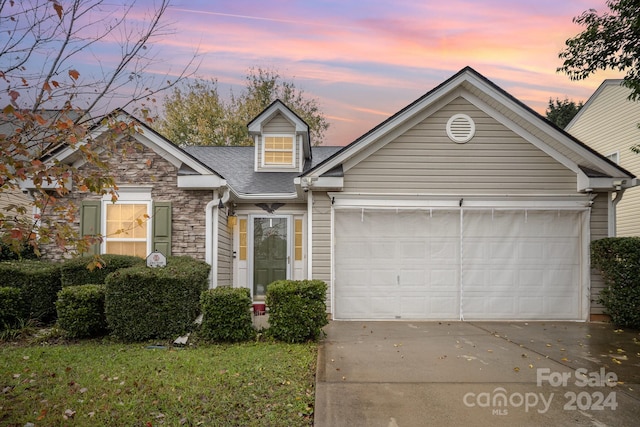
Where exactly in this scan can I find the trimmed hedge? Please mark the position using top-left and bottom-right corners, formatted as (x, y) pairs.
(105, 256), (210, 341)
(266, 280), (328, 343)
(0, 287), (27, 329)
(60, 254), (145, 287)
(592, 237), (640, 328)
(200, 287), (255, 342)
(0, 260), (61, 322)
(56, 285), (107, 338)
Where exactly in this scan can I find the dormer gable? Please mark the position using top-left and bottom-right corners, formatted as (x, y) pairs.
(248, 100), (311, 173)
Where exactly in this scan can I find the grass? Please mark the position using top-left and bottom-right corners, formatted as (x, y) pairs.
(0, 339), (317, 426)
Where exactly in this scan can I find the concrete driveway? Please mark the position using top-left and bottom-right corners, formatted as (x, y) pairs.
(314, 321), (640, 427)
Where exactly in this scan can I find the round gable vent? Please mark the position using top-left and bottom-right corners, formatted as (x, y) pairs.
(446, 114), (475, 143)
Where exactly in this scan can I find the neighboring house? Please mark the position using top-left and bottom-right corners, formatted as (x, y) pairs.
(31, 67), (636, 321)
(565, 80), (640, 237)
(1, 110), (85, 232)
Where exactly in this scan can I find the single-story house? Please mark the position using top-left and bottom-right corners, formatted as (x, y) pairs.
(32, 67), (636, 321)
(565, 79), (640, 237)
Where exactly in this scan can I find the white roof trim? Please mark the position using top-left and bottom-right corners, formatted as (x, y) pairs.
(50, 111), (217, 177)
(248, 100), (308, 135)
(305, 68), (633, 183)
(565, 79), (626, 131)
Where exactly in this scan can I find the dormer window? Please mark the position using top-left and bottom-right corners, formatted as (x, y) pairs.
(248, 100), (311, 173)
(263, 135), (295, 167)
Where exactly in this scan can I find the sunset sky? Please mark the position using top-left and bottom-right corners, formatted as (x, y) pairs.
(108, 1), (626, 144)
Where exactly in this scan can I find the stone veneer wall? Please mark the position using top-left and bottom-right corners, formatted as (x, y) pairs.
(40, 136), (212, 262)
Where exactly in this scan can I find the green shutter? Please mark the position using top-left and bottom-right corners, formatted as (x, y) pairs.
(80, 200), (101, 255)
(152, 202), (171, 256)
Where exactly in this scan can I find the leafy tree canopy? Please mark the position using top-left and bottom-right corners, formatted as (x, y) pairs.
(545, 97), (583, 128)
(0, 0), (194, 258)
(558, 0), (640, 100)
(157, 68), (329, 146)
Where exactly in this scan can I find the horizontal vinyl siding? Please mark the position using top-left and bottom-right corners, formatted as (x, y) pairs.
(344, 98), (577, 194)
(617, 187), (640, 236)
(0, 190), (31, 219)
(311, 192), (332, 314)
(218, 207), (232, 286)
(568, 84), (640, 237)
(263, 113), (295, 133)
(589, 193), (609, 315)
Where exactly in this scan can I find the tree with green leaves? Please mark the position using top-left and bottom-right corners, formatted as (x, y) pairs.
(545, 97), (583, 128)
(0, 0), (195, 257)
(558, 0), (640, 100)
(157, 68), (329, 146)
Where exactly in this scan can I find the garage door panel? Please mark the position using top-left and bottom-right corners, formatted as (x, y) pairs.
(334, 208), (583, 320)
(371, 297), (398, 318)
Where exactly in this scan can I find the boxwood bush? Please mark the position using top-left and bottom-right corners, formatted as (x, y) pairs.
(0, 286), (27, 329)
(592, 237), (640, 328)
(60, 254), (145, 287)
(266, 280), (328, 343)
(105, 256), (210, 341)
(0, 260), (61, 322)
(200, 287), (255, 342)
(56, 285), (107, 338)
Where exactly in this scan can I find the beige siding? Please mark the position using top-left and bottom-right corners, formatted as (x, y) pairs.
(218, 207), (232, 285)
(344, 98), (577, 194)
(589, 192), (609, 315)
(263, 113), (295, 133)
(311, 192), (332, 313)
(0, 189), (32, 219)
(568, 83), (640, 236)
(617, 187), (640, 236)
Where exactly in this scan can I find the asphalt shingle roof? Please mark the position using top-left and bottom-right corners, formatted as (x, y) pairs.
(182, 146), (342, 195)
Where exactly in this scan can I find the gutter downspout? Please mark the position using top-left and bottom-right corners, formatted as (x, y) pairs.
(609, 189), (625, 237)
(205, 187), (230, 288)
(307, 190), (313, 279)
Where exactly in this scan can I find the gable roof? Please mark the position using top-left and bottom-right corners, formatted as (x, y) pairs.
(565, 79), (626, 130)
(38, 109), (226, 190)
(302, 66), (635, 191)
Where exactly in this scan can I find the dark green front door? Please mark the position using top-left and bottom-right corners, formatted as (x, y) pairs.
(253, 217), (288, 299)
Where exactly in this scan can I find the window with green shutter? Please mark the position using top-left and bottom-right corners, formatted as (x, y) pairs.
(78, 197), (171, 258)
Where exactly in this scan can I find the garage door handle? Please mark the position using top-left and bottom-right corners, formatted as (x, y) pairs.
(397, 275), (400, 286)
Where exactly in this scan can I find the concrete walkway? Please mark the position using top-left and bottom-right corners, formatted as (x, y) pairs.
(314, 321), (640, 427)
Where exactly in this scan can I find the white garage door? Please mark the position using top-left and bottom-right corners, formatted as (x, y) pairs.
(334, 208), (584, 320)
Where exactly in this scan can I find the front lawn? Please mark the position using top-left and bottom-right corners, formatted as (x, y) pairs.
(0, 341), (317, 426)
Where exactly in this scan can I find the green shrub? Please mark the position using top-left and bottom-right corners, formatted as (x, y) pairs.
(200, 287), (255, 342)
(0, 240), (38, 261)
(592, 237), (640, 328)
(0, 287), (27, 329)
(56, 285), (107, 338)
(60, 254), (145, 287)
(266, 280), (328, 343)
(0, 260), (61, 322)
(105, 256), (210, 341)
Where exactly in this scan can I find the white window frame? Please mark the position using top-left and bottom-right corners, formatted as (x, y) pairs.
(101, 189), (152, 256)
(261, 134), (296, 168)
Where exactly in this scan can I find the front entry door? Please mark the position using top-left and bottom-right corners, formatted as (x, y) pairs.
(252, 216), (289, 299)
